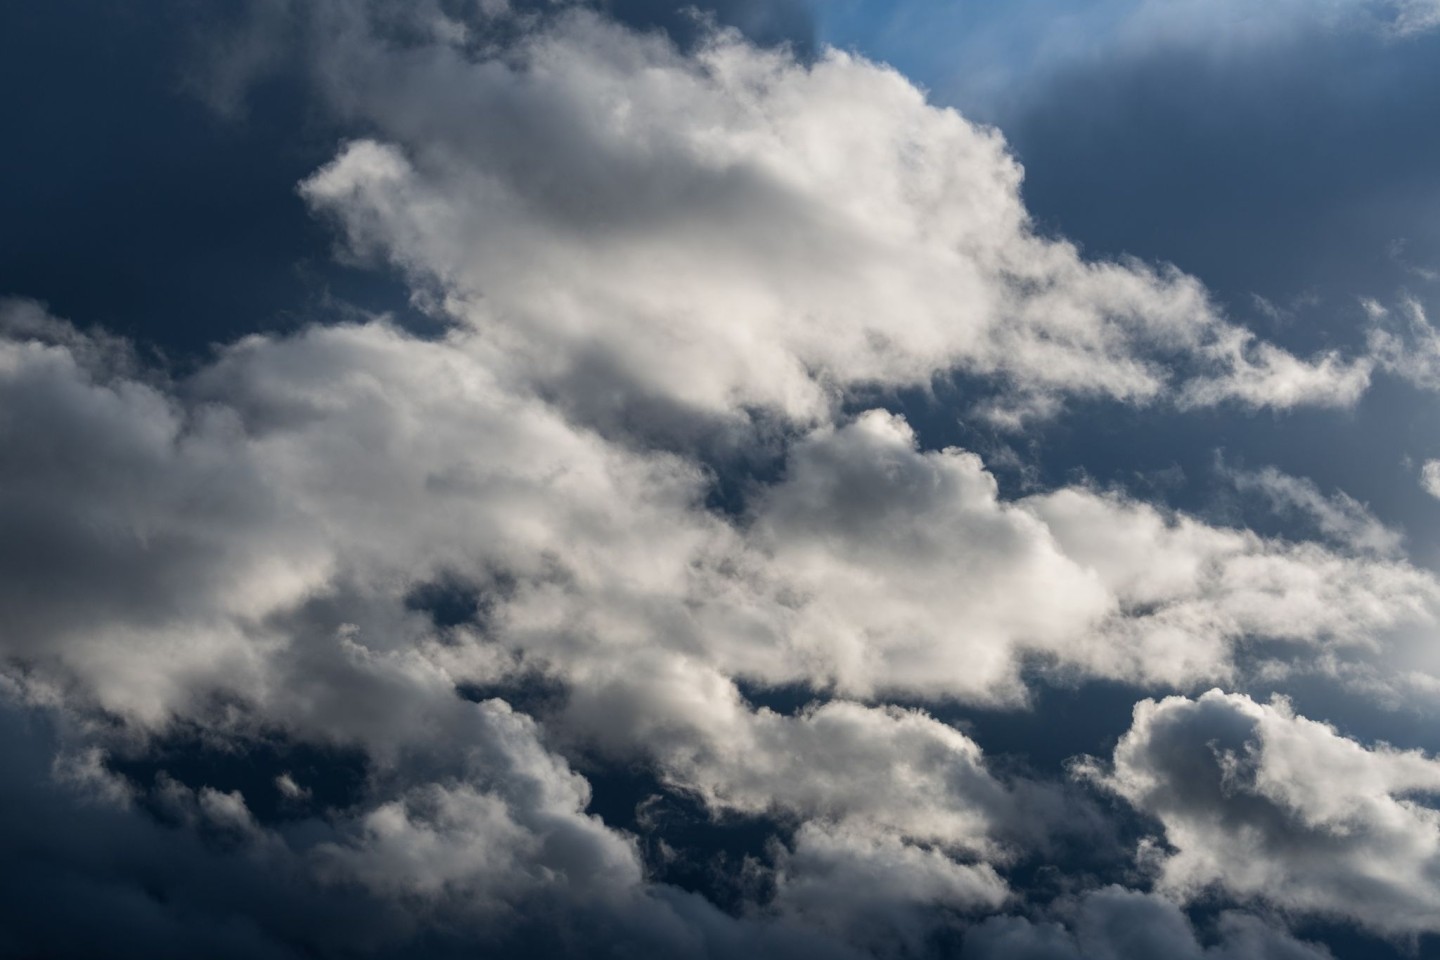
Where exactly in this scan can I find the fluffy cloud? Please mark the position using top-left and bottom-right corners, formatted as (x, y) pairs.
(4, 294), (1432, 954)
(0, 302), (709, 735)
(1088, 689), (1440, 936)
(313, 699), (641, 910)
(743, 411), (1113, 701)
(1026, 487), (1437, 689)
(297, 6), (1368, 429)
(1, 4), (1434, 956)
(745, 412), (1438, 700)
(7, 297), (1428, 738)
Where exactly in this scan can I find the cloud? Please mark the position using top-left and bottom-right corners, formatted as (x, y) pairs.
(1087, 689), (1440, 936)
(741, 411), (1114, 701)
(1225, 465), (1402, 557)
(0, 696), (891, 960)
(1026, 488), (1438, 688)
(1389, 0), (1440, 35)
(1422, 460), (1440, 499)
(4, 295), (1434, 743)
(296, 7), (1368, 428)
(2, 4), (1437, 956)
(742, 408), (1439, 702)
(312, 699), (642, 913)
(4, 294), (1435, 955)
(1368, 295), (1440, 391)
(963, 886), (1334, 960)
(568, 665), (1020, 851)
(771, 822), (1009, 955)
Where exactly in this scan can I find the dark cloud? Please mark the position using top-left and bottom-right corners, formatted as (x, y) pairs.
(964, 887), (1335, 960)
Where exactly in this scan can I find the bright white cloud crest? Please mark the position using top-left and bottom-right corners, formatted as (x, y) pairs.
(301, 9), (1371, 426)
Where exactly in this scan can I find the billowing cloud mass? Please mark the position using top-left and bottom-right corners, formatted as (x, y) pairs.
(1089, 690), (1440, 937)
(296, 6), (1372, 428)
(2, 2), (1439, 958)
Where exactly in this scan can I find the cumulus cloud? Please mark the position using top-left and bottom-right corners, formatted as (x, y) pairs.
(0, 3), (1433, 956)
(313, 699), (642, 912)
(3, 290), (1432, 952)
(7, 296), (1429, 735)
(294, 6), (1369, 429)
(1087, 689), (1440, 937)
(745, 414), (1438, 700)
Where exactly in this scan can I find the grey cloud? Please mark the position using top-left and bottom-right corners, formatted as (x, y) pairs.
(4, 297), (1434, 766)
(964, 887), (1333, 960)
(0, 692), (888, 960)
(1088, 690), (1440, 936)
(770, 822), (1008, 956)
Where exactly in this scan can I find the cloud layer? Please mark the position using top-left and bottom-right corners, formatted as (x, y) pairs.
(1, 3), (1437, 958)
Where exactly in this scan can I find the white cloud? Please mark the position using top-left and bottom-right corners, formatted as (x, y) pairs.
(3, 300), (1434, 754)
(1421, 460), (1440, 499)
(1226, 465), (1402, 557)
(1026, 487), (1437, 688)
(1365, 294), (1440, 391)
(1087, 689), (1440, 936)
(742, 411), (1113, 702)
(314, 700), (641, 911)
(557, 650), (1041, 853)
(743, 413), (1438, 700)
(297, 8), (1368, 429)
(771, 822), (1008, 954)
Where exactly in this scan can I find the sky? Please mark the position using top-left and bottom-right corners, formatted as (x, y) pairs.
(3, 1), (1440, 957)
